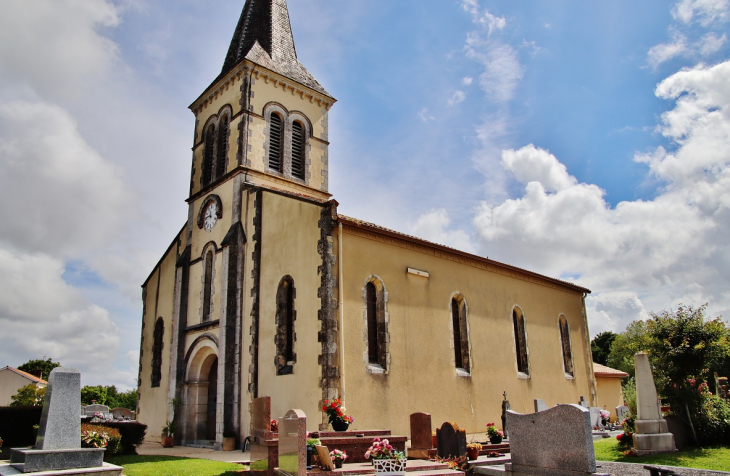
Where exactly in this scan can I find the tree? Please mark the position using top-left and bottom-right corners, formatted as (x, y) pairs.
(17, 358), (60, 381)
(81, 385), (107, 406)
(591, 331), (617, 365)
(607, 320), (651, 378)
(10, 384), (46, 406)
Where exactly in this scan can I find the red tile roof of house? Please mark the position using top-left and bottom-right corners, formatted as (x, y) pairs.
(593, 362), (629, 378)
(0, 366), (48, 384)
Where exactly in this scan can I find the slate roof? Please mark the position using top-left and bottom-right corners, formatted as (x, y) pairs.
(338, 215), (591, 294)
(0, 366), (48, 385)
(213, 0), (331, 97)
(593, 363), (629, 378)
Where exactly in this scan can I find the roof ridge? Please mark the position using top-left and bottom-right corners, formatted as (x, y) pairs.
(1, 365), (48, 384)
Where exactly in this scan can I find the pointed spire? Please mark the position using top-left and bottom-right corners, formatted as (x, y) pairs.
(218, 0), (330, 97)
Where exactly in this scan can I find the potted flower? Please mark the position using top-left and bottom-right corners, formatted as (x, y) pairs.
(366, 437), (406, 476)
(322, 399), (354, 431)
(600, 409), (611, 427)
(329, 449), (348, 468)
(486, 423), (503, 444)
(466, 442), (482, 460)
(161, 420), (175, 447)
(270, 419), (278, 432)
(306, 437), (321, 469)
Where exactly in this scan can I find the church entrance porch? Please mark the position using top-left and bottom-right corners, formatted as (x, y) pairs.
(182, 338), (220, 448)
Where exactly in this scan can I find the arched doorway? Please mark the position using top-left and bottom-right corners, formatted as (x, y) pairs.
(183, 336), (219, 445)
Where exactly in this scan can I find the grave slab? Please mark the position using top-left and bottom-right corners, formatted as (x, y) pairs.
(277, 409), (307, 476)
(410, 413), (433, 449)
(436, 422), (466, 459)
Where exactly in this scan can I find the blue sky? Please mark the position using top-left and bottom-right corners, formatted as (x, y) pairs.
(1, 0), (729, 389)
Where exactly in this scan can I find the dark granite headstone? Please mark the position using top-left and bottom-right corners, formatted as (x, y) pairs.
(436, 422), (466, 458)
(410, 412), (432, 449)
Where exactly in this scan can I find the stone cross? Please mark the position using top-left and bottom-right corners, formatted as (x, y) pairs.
(278, 409), (307, 476)
(501, 392), (510, 439)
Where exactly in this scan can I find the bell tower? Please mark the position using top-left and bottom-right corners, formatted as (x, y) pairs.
(187, 0), (335, 203)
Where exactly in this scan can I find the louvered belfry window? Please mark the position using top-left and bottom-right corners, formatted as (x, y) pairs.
(291, 121), (305, 180)
(215, 115), (229, 180)
(268, 113), (283, 172)
(151, 318), (164, 387)
(203, 250), (213, 322)
(366, 282), (378, 364)
(203, 125), (216, 186)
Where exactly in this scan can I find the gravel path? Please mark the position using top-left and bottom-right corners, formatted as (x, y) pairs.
(597, 461), (730, 476)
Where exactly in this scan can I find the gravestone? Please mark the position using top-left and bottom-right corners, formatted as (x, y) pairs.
(111, 407), (135, 420)
(277, 409), (307, 476)
(633, 352), (676, 455)
(589, 407), (603, 428)
(250, 396), (272, 474)
(501, 392), (510, 439)
(436, 422), (466, 458)
(84, 404), (110, 417)
(615, 405), (630, 424)
(503, 404), (609, 476)
(409, 412), (433, 459)
(578, 396), (589, 408)
(533, 399), (549, 412)
(7, 368), (117, 474)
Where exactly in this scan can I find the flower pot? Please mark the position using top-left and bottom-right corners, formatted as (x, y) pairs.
(332, 420), (350, 431)
(162, 436), (174, 447)
(223, 436), (236, 451)
(467, 447), (480, 460)
(335, 459), (343, 469)
(489, 435), (502, 445)
(374, 457), (407, 476)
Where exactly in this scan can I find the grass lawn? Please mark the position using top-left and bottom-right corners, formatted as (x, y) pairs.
(594, 438), (730, 472)
(107, 455), (246, 476)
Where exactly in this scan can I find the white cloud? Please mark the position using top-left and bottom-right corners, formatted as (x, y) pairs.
(474, 60), (730, 334)
(672, 0), (729, 26)
(585, 293), (651, 336)
(0, 101), (137, 257)
(647, 33), (688, 69)
(698, 32), (727, 55)
(418, 107), (435, 122)
(408, 209), (475, 253)
(462, 77), (474, 86)
(465, 35), (524, 102)
(461, 0), (506, 35)
(0, 0), (120, 97)
(448, 90), (466, 106)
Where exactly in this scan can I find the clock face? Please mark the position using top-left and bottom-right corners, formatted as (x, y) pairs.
(203, 202), (217, 232)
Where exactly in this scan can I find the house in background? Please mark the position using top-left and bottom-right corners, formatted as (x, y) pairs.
(0, 366), (47, 406)
(593, 362), (629, 421)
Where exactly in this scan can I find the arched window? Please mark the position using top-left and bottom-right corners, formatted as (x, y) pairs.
(451, 295), (470, 373)
(291, 121), (305, 180)
(512, 306), (529, 375)
(364, 277), (388, 372)
(202, 124), (216, 187)
(215, 115), (229, 180)
(268, 112), (283, 172)
(202, 249), (214, 322)
(275, 276), (296, 375)
(151, 318), (164, 387)
(559, 315), (574, 376)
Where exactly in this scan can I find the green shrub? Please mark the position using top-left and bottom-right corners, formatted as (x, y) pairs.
(622, 377), (637, 416)
(693, 394), (730, 446)
(0, 406), (42, 448)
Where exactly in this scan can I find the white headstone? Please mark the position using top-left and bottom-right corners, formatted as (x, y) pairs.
(534, 399), (549, 412)
(633, 353), (677, 455)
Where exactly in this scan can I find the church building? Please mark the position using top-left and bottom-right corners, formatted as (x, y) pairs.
(137, 0), (597, 449)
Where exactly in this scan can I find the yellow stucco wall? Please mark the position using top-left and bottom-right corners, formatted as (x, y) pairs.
(256, 191), (326, 429)
(0, 369), (45, 406)
(137, 229), (183, 440)
(338, 225), (593, 436)
(596, 376), (624, 422)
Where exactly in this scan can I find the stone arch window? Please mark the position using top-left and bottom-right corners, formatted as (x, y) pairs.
(215, 113), (230, 180)
(274, 276), (297, 375)
(151, 317), (164, 387)
(268, 112), (284, 172)
(450, 293), (470, 375)
(264, 103), (311, 183)
(512, 306), (529, 376)
(202, 124), (216, 187)
(199, 105), (233, 189)
(362, 276), (389, 373)
(200, 244), (216, 322)
(559, 314), (574, 377)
